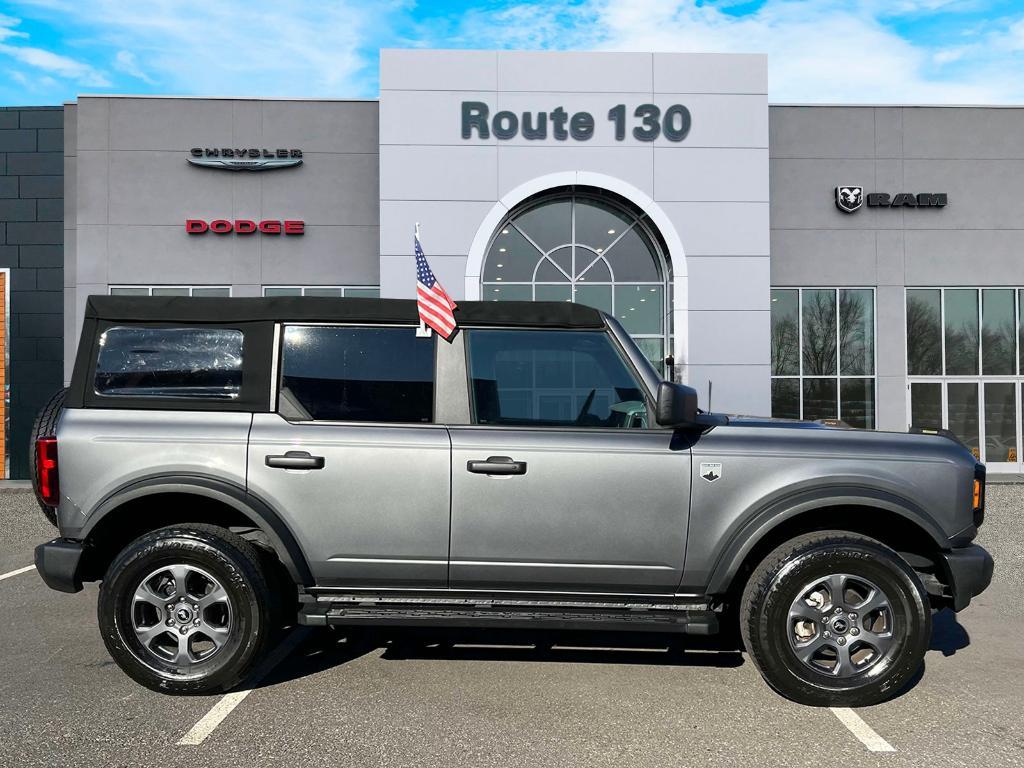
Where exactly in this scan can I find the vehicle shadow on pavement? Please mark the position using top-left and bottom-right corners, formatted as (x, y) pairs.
(929, 608), (970, 657)
(258, 628), (744, 688)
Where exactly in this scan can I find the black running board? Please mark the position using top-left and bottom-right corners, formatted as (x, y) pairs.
(298, 593), (719, 635)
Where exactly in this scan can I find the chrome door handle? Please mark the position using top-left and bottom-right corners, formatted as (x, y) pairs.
(265, 451), (325, 470)
(466, 456), (527, 475)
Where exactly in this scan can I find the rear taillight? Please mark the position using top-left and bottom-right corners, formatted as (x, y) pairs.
(973, 464), (986, 528)
(36, 436), (59, 507)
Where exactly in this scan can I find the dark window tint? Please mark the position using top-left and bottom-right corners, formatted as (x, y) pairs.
(280, 326), (434, 422)
(95, 326), (243, 399)
(467, 329), (646, 428)
(802, 378), (837, 421)
(910, 382), (942, 431)
(944, 289), (979, 375)
(771, 378), (800, 420)
(802, 289), (837, 376)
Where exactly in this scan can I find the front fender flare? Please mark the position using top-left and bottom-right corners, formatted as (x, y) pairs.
(704, 485), (949, 596)
(80, 474), (314, 586)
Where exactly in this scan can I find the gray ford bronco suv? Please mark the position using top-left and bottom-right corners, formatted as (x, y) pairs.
(33, 295), (993, 706)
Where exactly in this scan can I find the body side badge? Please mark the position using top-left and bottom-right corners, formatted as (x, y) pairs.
(700, 462), (723, 483)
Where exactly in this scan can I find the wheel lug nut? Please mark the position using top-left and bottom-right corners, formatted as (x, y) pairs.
(851, 628), (860, 636)
(834, 607), (843, 615)
(179, 626), (187, 635)
(193, 604), (199, 611)
(849, 613), (857, 620)
(837, 637), (846, 646)
(166, 619), (174, 626)
(194, 620), (200, 627)
(823, 631), (831, 638)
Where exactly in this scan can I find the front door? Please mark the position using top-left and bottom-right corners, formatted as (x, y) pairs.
(449, 328), (691, 594)
(247, 324), (451, 587)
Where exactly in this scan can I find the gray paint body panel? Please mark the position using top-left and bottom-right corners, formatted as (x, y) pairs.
(246, 413), (451, 587)
(448, 426), (691, 593)
(55, 408), (251, 536)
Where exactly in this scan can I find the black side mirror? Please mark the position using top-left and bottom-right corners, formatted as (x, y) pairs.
(655, 382), (699, 427)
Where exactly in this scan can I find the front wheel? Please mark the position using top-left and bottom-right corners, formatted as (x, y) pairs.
(740, 531), (931, 707)
(98, 524), (275, 694)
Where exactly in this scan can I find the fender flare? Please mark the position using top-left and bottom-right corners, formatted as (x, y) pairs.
(704, 485), (949, 596)
(81, 474), (314, 586)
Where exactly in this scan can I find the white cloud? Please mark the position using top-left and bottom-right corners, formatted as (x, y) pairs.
(0, 41), (109, 85)
(11, 0), (404, 97)
(448, 0), (1024, 103)
(113, 50), (153, 84)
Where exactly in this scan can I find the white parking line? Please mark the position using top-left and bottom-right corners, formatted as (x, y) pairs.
(0, 565), (35, 582)
(177, 628), (310, 746)
(830, 707), (896, 752)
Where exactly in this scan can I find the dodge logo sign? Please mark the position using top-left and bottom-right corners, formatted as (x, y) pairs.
(186, 219), (304, 235)
(188, 147), (303, 171)
(835, 186), (864, 213)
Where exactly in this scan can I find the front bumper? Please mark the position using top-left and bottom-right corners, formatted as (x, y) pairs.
(34, 538), (85, 593)
(940, 544), (994, 612)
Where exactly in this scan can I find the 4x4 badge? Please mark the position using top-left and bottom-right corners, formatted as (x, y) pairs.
(700, 462), (723, 483)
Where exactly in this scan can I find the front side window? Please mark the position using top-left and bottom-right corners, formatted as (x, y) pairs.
(280, 326), (434, 423)
(95, 327), (243, 399)
(770, 287), (876, 428)
(466, 329), (647, 428)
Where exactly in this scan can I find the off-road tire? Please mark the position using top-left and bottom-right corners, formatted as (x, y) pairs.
(29, 387), (67, 525)
(740, 530), (931, 707)
(98, 523), (275, 695)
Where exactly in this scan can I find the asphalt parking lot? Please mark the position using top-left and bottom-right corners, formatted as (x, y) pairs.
(1, 488), (1022, 768)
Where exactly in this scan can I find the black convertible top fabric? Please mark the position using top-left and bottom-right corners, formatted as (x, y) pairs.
(85, 295), (606, 329)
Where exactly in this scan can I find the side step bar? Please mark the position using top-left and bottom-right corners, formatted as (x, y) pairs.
(298, 593), (719, 635)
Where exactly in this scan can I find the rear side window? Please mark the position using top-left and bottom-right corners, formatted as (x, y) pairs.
(280, 326), (434, 423)
(95, 326), (243, 399)
(466, 329), (647, 428)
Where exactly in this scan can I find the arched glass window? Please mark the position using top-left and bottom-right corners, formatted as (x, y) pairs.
(482, 189), (671, 371)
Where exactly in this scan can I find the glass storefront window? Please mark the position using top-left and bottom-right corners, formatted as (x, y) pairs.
(770, 287), (876, 426)
(944, 289), (979, 375)
(946, 382), (980, 459)
(263, 286), (380, 298)
(906, 289), (942, 375)
(111, 286), (231, 297)
(982, 289), (1015, 375)
(907, 287), (1024, 465)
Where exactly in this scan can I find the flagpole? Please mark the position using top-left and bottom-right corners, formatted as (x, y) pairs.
(414, 221), (432, 337)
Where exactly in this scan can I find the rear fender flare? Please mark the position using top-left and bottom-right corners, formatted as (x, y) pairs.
(81, 474), (314, 586)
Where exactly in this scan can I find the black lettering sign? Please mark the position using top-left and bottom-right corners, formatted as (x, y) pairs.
(551, 107), (569, 140)
(867, 193), (891, 207)
(569, 112), (594, 141)
(191, 148), (203, 157)
(522, 112), (547, 140)
(222, 148), (234, 157)
(492, 110), (519, 140)
(892, 193), (917, 207)
(462, 101), (490, 140)
(917, 192), (947, 207)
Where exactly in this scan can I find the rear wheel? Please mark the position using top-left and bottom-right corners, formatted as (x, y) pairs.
(98, 524), (274, 694)
(740, 531), (931, 707)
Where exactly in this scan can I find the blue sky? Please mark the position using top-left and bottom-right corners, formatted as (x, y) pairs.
(2, 1), (1024, 105)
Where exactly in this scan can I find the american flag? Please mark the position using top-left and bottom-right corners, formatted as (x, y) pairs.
(415, 230), (458, 338)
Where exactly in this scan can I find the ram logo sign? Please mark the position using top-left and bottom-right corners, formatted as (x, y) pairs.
(835, 185), (947, 214)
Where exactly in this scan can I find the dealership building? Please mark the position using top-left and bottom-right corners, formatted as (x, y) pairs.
(1, 48), (1023, 476)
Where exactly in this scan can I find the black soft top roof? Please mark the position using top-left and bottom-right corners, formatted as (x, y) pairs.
(84, 295), (606, 329)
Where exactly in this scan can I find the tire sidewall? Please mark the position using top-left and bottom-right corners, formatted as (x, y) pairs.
(754, 541), (931, 706)
(98, 530), (268, 694)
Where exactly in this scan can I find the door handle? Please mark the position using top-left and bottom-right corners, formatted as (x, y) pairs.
(467, 456), (527, 476)
(265, 451), (325, 470)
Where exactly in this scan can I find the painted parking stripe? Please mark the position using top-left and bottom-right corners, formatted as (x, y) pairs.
(0, 565), (35, 582)
(177, 628), (310, 746)
(830, 707), (896, 752)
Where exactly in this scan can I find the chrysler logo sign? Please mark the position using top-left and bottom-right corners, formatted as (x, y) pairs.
(835, 185), (947, 214)
(188, 147), (303, 171)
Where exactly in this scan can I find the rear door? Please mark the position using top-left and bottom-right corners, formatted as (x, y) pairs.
(247, 324), (451, 588)
(448, 328), (692, 594)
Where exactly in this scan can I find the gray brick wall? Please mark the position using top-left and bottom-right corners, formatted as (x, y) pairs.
(0, 107), (63, 479)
